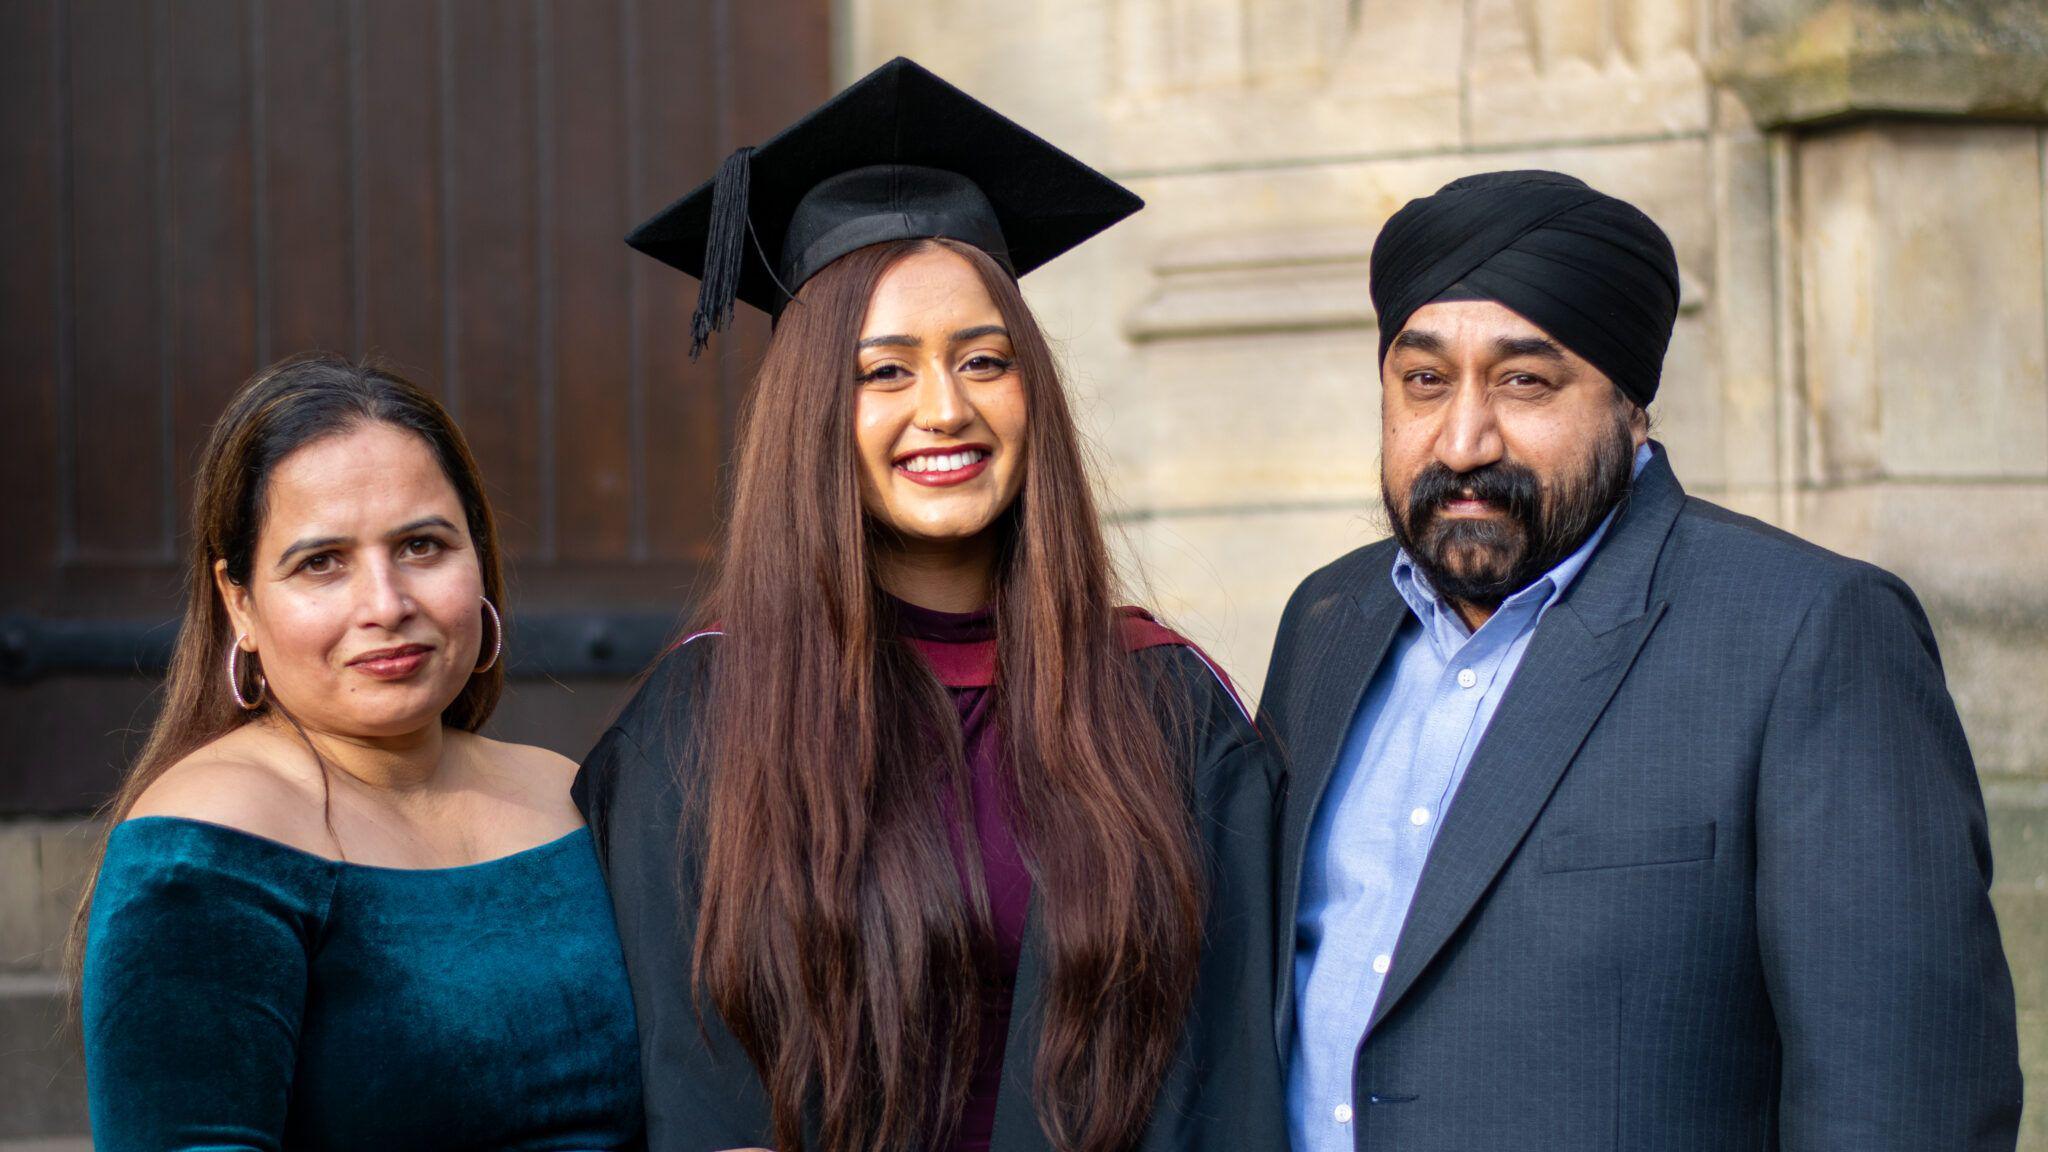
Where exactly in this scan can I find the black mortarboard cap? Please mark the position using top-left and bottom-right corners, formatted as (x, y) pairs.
(625, 57), (1144, 356)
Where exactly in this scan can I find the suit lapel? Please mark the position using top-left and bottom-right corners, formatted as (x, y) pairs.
(1365, 447), (1688, 1034)
(1273, 557), (1410, 1051)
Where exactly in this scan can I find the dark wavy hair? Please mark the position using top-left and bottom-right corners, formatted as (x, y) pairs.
(690, 239), (1206, 1152)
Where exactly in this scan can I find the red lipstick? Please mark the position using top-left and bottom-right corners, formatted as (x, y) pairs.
(893, 443), (993, 488)
(348, 644), (433, 680)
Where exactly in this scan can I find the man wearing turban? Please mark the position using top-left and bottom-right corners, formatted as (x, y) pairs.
(1261, 170), (2022, 1151)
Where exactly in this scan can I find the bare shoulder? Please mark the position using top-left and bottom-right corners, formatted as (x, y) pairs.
(125, 724), (334, 855)
(454, 731), (581, 808)
(464, 731), (578, 781)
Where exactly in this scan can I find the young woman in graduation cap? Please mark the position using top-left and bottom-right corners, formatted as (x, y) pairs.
(575, 58), (1286, 1152)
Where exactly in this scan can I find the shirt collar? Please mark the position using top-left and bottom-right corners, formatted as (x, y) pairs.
(1390, 442), (1653, 639)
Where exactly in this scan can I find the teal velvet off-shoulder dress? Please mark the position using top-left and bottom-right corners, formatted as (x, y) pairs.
(81, 816), (643, 1151)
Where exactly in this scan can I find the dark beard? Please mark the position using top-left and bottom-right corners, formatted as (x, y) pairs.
(1385, 423), (1636, 610)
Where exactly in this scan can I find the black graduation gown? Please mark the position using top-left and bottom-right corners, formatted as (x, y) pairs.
(572, 631), (1289, 1152)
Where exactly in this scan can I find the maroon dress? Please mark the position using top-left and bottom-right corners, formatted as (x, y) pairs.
(895, 599), (1032, 1152)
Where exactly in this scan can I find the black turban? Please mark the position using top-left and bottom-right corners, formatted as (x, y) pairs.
(1369, 170), (1680, 407)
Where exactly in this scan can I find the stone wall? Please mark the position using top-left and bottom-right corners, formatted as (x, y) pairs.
(0, 819), (92, 1149)
(2, 2), (2039, 1144)
(848, 0), (2048, 1141)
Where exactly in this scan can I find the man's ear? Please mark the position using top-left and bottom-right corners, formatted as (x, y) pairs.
(1617, 386), (1651, 446)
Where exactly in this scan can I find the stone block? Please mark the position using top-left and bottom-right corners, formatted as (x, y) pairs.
(1124, 228), (1376, 342)
(1706, 127), (1782, 494)
(1105, 0), (1465, 171)
(0, 975), (88, 1140)
(0, 829), (39, 971)
(1992, 888), (2048, 1015)
(1115, 505), (1388, 701)
(1797, 123), (2048, 482)
(1795, 129), (1883, 481)
(2021, 1011), (2048, 1151)
(1936, 607), (2048, 783)
(1988, 781), (2048, 893)
(35, 826), (94, 977)
(841, 0), (1117, 162)
(1116, 228), (1383, 512)
(1129, 328), (1382, 513)
(1650, 316), (1726, 490)
(1465, 0), (1712, 146)
(1713, 88), (1761, 135)
(1870, 126), (2046, 478)
(0, 822), (96, 975)
(1109, 84), (1463, 176)
(0, 819), (95, 971)
(1715, 0), (2048, 129)
(1019, 218), (1152, 506)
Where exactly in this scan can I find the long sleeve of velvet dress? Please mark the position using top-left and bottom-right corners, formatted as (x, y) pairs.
(81, 816), (645, 1151)
(572, 609), (1290, 1152)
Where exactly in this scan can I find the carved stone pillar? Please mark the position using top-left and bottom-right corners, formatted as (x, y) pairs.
(1716, 9), (2048, 1116)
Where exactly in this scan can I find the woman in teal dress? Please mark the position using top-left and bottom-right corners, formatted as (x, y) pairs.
(70, 353), (642, 1151)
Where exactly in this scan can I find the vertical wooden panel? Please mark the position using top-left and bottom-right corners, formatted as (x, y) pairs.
(0, 0), (61, 594)
(549, 0), (633, 561)
(166, 0), (259, 521)
(3, 0), (833, 815)
(67, 0), (166, 557)
(357, 0), (445, 380)
(635, 0), (725, 563)
(446, 0), (543, 555)
(714, 0), (831, 539)
(729, 0), (833, 135)
(264, 0), (355, 357)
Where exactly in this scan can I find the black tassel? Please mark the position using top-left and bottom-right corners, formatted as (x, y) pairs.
(690, 145), (754, 360)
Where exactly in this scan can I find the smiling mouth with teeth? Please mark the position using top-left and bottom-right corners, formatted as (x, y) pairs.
(899, 448), (991, 475)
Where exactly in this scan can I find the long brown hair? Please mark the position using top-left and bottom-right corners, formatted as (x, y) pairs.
(691, 240), (1205, 1152)
(65, 353), (506, 1000)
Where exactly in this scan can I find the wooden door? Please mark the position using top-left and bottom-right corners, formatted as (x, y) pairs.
(0, 0), (831, 813)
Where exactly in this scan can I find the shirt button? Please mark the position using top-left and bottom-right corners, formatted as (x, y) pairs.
(1456, 668), (1477, 689)
(1334, 1104), (1354, 1123)
(1411, 806), (1431, 826)
(1372, 953), (1391, 974)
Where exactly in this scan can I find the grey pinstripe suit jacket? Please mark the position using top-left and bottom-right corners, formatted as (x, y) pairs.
(1262, 444), (2022, 1151)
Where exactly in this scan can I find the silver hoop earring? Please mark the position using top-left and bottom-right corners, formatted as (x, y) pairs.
(476, 596), (503, 673)
(227, 637), (266, 710)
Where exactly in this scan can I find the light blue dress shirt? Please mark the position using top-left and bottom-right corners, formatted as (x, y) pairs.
(1286, 444), (1651, 1152)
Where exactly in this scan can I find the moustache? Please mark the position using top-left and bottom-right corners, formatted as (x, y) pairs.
(1404, 460), (1542, 530)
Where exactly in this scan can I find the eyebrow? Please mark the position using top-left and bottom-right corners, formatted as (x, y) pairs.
(1388, 329), (1449, 357)
(1494, 335), (1568, 362)
(273, 516), (461, 569)
(855, 324), (1011, 351)
(857, 333), (918, 350)
(389, 515), (461, 539)
(275, 534), (346, 568)
(1386, 329), (1569, 364)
